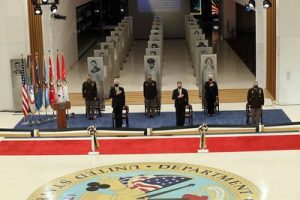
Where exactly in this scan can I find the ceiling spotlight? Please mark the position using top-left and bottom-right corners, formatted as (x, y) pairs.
(34, 5), (42, 15)
(263, 0), (272, 8)
(41, 0), (49, 4)
(51, 4), (58, 14)
(248, 0), (255, 8)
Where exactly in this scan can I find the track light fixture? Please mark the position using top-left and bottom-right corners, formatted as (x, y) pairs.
(34, 5), (42, 15)
(32, 0), (61, 16)
(248, 0), (255, 8)
(51, 3), (58, 14)
(263, 0), (272, 8)
(247, 0), (272, 9)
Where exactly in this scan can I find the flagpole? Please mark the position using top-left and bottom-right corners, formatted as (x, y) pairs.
(22, 115), (29, 126)
(45, 107), (48, 122)
(29, 114), (33, 126)
(48, 50), (54, 121)
(37, 110), (41, 125)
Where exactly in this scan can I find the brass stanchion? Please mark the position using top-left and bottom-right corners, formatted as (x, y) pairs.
(33, 129), (40, 138)
(87, 125), (100, 155)
(198, 123), (209, 153)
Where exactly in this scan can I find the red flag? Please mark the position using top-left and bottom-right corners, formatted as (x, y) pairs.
(48, 56), (56, 104)
(61, 53), (66, 80)
(56, 52), (61, 81)
(56, 52), (63, 102)
(61, 53), (69, 101)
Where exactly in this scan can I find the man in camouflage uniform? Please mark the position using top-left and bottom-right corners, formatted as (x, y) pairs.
(247, 81), (264, 124)
(143, 75), (157, 117)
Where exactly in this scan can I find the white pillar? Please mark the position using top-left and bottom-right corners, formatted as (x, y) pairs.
(255, 0), (267, 88)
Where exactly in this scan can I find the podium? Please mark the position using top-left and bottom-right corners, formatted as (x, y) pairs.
(52, 101), (71, 129)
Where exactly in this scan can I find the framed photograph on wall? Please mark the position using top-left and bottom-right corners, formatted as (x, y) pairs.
(191, 0), (202, 15)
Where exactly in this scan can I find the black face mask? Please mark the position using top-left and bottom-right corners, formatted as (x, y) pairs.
(254, 85), (258, 88)
(114, 84), (119, 87)
(209, 78), (212, 81)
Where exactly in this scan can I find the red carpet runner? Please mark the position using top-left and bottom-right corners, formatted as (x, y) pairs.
(0, 135), (300, 155)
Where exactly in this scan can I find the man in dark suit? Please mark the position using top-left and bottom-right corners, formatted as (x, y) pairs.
(204, 75), (218, 116)
(82, 75), (97, 120)
(143, 75), (157, 117)
(247, 81), (264, 124)
(109, 79), (125, 128)
(172, 81), (189, 126)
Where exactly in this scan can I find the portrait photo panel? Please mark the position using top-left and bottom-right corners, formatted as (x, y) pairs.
(199, 54), (217, 96)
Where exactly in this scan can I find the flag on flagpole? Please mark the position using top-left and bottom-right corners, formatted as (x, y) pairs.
(61, 53), (69, 102)
(34, 54), (43, 111)
(21, 58), (30, 116)
(27, 55), (36, 114)
(48, 55), (56, 105)
(43, 57), (50, 109)
(56, 52), (63, 103)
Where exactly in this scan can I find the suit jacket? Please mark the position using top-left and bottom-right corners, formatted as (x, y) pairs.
(172, 88), (189, 107)
(204, 80), (218, 101)
(247, 87), (264, 109)
(82, 81), (97, 101)
(109, 86), (125, 108)
(143, 80), (157, 99)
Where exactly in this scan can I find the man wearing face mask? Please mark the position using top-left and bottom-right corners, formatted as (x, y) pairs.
(247, 81), (264, 124)
(143, 75), (157, 117)
(204, 75), (218, 116)
(172, 81), (189, 126)
(109, 79), (126, 128)
(82, 75), (97, 120)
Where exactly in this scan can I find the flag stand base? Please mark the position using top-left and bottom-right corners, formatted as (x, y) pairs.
(198, 124), (209, 153)
(87, 126), (99, 155)
(197, 149), (209, 153)
(88, 151), (100, 155)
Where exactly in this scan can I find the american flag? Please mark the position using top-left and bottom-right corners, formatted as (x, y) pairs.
(212, 0), (219, 16)
(119, 175), (192, 193)
(20, 58), (30, 116)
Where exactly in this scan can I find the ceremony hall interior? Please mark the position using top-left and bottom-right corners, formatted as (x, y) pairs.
(1, 0), (300, 199)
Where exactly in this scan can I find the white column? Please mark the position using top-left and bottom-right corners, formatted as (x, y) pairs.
(276, 0), (300, 104)
(42, 1), (79, 68)
(0, 0), (30, 110)
(255, 0), (267, 89)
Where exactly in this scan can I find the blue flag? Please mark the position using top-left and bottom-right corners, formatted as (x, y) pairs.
(34, 55), (43, 111)
(43, 58), (50, 109)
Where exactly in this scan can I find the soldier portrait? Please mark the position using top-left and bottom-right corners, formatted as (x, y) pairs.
(89, 60), (101, 74)
(201, 54), (217, 84)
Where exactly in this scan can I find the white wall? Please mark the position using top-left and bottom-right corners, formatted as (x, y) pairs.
(276, 0), (300, 104)
(0, 0), (30, 110)
(255, 0), (267, 89)
(42, 0), (92, 69)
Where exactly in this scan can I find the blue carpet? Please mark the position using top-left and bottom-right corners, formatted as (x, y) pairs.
(14, 109), (291, 130)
